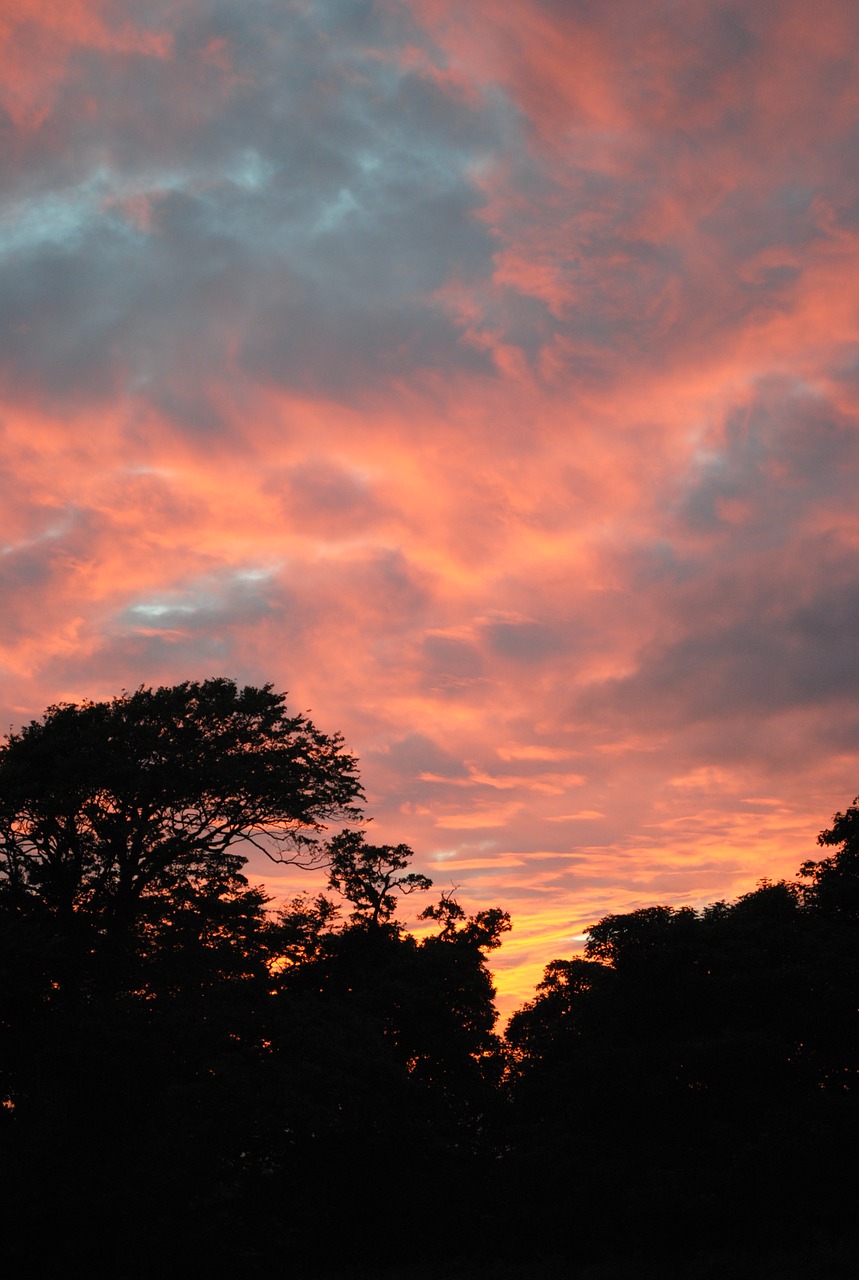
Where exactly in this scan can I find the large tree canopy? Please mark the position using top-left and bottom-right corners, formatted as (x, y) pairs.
(0, 679), (363, 926)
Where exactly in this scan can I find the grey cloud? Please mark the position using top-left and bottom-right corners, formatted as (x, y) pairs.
(576, 380), (859, 749)
(240, 272), (494, 396)
(0, 232), (137, 402)
(338, 546), (430, 621)
(421, 634), (485, 691)
(265, 458), (386, 537)
(117, 569), (279, 635)
(0, 0), (505, 413)
(0, 541), (61, 593)
(244, 545), (432, 645)
(0, 505), (100, 586)
(579, 555), (859, 735)
(622, 540), (695, 590)
(6, 0), (859, 415)
(484, 618), (569, 663)
(699, 183), (820, 261)
(677, 381), (859, 542)
(368, 731), (469, 781)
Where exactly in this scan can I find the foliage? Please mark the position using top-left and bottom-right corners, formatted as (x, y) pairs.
(326, 830), (432, 926)
(0, 678), (363, 932)
(3, 685), (859, 1275)
(500, 839), (859, 1269)
(800, 795), (859, 919)
(0, 682), (514, 1273)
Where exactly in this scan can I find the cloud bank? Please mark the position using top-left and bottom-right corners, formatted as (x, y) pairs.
(4, 0), (859, 1009)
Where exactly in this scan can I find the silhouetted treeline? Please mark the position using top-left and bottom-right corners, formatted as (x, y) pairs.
(1, 684), (858, 1276)
(501, 852), (859, 1273)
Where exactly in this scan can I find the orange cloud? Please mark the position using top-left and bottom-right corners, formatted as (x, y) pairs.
(4, 0), (859, 1019)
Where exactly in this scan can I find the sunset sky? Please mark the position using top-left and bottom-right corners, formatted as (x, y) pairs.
(4, 0), (859, 1013)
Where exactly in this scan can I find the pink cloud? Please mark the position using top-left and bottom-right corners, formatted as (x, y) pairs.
(4, 0), (859, 1015)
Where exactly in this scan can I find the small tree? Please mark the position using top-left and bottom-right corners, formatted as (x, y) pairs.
(326, 830), (432, 926)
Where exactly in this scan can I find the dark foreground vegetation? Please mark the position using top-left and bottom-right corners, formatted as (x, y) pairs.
(1, 681), (857, 1277)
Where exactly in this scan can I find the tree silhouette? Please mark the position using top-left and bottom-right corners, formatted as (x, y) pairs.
(0, 678), (363, 936)
(0, 679), (367, 1273)
(326, 830), (432, 926)
(800, 796), (859, 920)
(252, 876), (511, 1270)
(12, 679), (858, 1275)
(500, 820), (859, 1270)
(0, 681), (516, 1276)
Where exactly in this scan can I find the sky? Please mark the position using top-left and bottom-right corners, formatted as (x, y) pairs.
(4, 0), (859, 1014)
